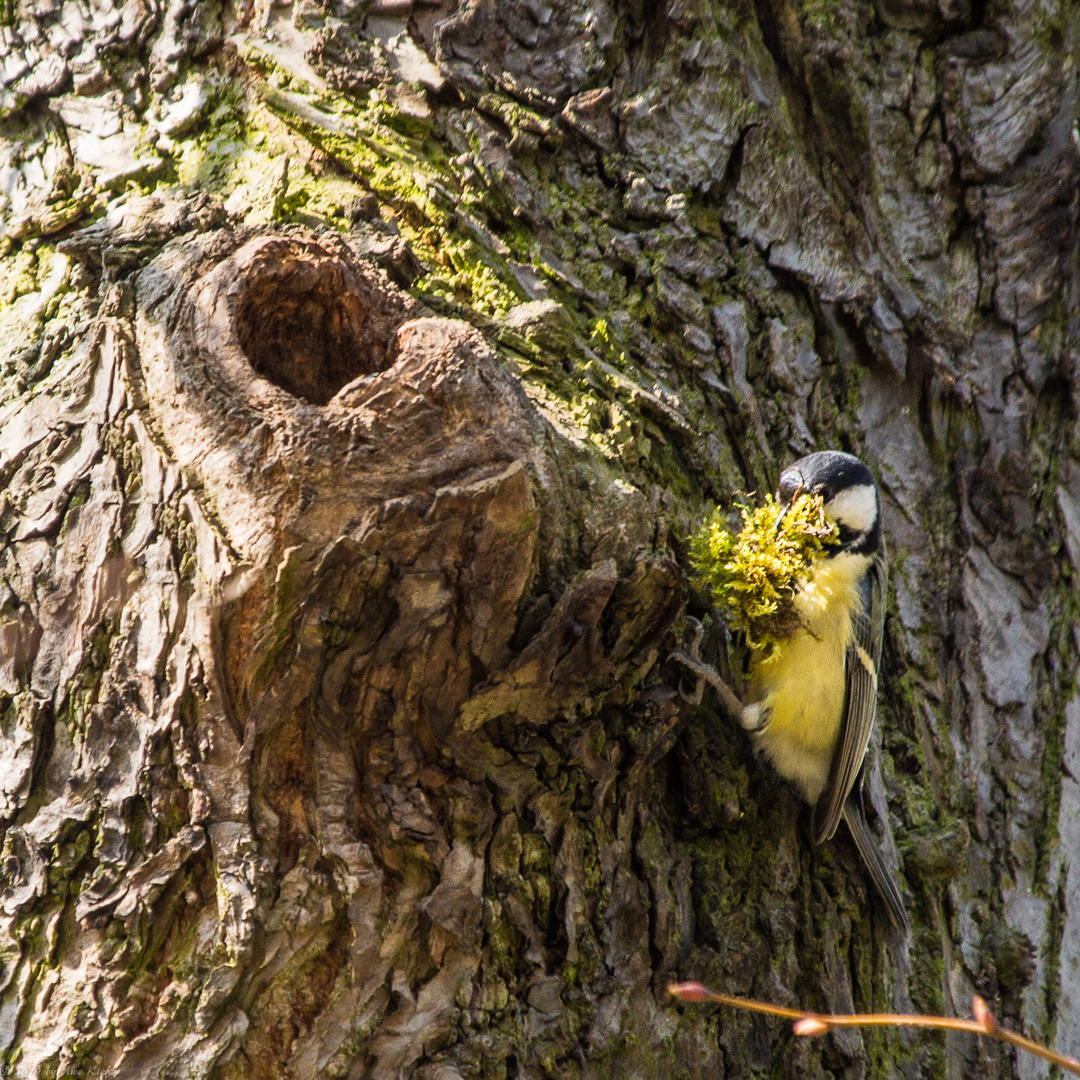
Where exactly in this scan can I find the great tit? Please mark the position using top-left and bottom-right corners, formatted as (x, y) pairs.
(676, 451), (909, 931)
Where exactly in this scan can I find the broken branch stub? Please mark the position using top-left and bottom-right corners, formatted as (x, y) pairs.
(137, 230), (546, 561)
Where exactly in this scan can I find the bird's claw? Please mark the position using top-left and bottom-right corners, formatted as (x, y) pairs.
(668, 626), (747, 725)
(669, 648), (705, 705)
(685, 616), (705, 659)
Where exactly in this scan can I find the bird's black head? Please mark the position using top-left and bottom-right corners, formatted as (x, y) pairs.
(778, 451), (881, 555)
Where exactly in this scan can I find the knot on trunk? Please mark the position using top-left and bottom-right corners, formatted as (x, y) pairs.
(136, 228), (542, 563)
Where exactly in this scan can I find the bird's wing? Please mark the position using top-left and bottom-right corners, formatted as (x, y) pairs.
(811, 558), (886, 844)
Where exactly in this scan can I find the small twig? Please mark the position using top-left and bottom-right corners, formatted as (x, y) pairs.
(668, 982), (1080, 1077)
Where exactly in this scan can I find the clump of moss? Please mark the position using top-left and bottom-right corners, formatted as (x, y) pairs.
(689, 492), (839, 653)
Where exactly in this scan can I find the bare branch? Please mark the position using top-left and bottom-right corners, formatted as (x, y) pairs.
(668, 983), (1080, 1077)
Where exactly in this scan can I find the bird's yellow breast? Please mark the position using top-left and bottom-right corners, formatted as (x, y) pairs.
(748, 552), (870, 802)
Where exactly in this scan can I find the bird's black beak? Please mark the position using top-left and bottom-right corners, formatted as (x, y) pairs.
(775, 470), (805, 533)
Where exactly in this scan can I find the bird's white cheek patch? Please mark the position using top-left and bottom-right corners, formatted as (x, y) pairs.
(825, 484), (877, 532)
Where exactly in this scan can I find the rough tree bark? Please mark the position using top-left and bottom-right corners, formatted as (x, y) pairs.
(0, 0), (1078, 1078)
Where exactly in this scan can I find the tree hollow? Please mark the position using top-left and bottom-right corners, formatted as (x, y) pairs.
(231, 237), (397, 404)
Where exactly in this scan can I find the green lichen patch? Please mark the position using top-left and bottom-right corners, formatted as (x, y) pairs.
(689, 492), (838, 653)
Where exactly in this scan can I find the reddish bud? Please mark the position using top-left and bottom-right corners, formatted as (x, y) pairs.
(668, 982), (712, 1003)
(793, 1018), (831, 1037)
(972, 996), (999, 1034)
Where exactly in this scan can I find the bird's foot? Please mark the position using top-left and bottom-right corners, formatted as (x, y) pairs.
(668, 617), (747, 723)
(669, 616), (706, 704)
(669, 648), (706, 705)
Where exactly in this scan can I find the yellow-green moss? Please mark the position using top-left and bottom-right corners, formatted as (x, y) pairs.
(689, 492), (838, 653)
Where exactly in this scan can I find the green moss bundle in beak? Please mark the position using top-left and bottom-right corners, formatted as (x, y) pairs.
(689, 493), (839, 655)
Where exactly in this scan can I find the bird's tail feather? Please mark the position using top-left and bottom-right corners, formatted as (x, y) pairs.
(842, 795), (910, 933)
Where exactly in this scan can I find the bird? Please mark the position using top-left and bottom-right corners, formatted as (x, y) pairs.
(673, 450), (909, 931)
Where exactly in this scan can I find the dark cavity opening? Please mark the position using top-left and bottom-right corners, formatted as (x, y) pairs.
(232, 239), (397, 405)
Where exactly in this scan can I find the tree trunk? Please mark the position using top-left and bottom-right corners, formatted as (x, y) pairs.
(0, 0), (1077, 1077)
